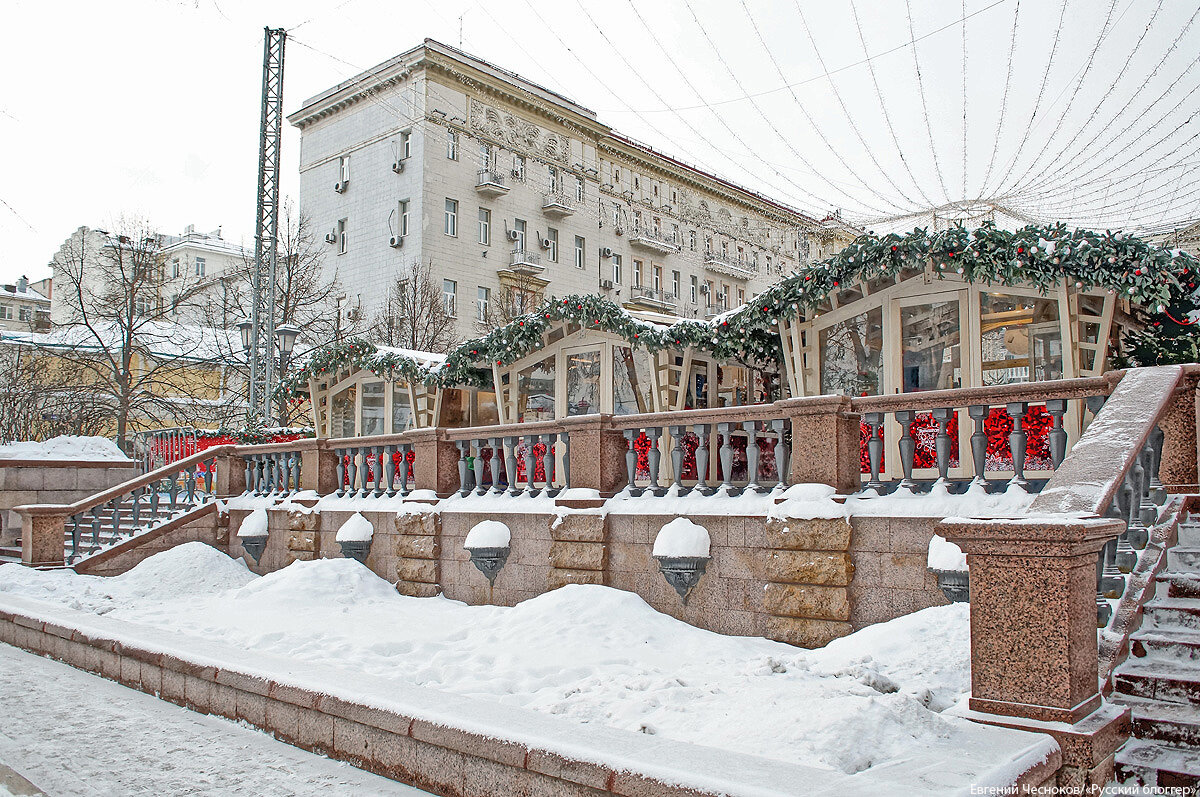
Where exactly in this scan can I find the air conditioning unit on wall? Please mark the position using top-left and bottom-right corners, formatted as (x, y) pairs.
(334, 180), (348, 193)
(325, 231), (337, 245)
(599, 278), (614, 289)
(392, 160), (405, 174)
(388, 235), (404, 248)
(600, 247), (614, 257)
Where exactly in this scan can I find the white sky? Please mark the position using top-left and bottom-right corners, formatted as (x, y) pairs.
(2, 0), (1197, 284)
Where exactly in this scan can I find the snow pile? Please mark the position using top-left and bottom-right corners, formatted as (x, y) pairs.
(237, 508), (268, 538)
(928, 535), (968, 572)
(464, 520), (510, 549)
(652, 517), (711, 558)
(335, 513), (374, 542)
(0, 435), (130, 461)
(0, 545), (1010, 782)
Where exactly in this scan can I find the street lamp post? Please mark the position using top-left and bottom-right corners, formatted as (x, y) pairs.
(239, 320), (302, 426)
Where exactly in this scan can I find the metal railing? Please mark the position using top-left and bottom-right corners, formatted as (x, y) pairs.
(510, 249), (542, 268)
(628, 286), (677, 307)
(476, 169), (506, 189)
(331, 440), (416, 497)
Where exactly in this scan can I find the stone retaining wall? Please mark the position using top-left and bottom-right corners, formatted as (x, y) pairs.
(0, 460), (136, 545)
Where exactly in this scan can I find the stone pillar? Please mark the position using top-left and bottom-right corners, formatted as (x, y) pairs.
(395, 512), (440, 598)
(300, 444), (340, 495)
(557, 414), (626, 501)
(777, 396), (860, 493)
(548, 513), (607, 589)
(762, 516), (854, 647)
(17, 506), (68, 568)
(214, 449), (246, 497)
(937, 516), (1123, 723)
(1158, 366), (1199, 493)
(406, 429), (459, 497)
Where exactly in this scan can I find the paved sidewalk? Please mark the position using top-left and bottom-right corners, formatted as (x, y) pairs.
(0, 643), (430, 796)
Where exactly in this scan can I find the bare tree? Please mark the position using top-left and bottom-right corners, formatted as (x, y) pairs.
(477, 270), (546, 332)
(370, 259), (461, 353)
(0, 343), (110, 443)
(49, 218), (224, 450)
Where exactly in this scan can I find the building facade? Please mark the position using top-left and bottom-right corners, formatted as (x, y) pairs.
(0, 276), (50, 333)
(287, 39), (856, 344)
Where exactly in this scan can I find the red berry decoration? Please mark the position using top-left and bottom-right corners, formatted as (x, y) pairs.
(1017, 247), (1024, 254)
(891, 246), (897, 252)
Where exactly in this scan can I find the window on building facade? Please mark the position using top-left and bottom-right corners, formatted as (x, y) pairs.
(671, 188), (677, 205)
(633, 175), (640, 190)
(400, 131), (412, 160)
(575, 177), (584, 202)
(632, 210), (642, 231)
(0, 305), (11, 320)
(18, 306), (30, 322)
(514, 218), (527, 251)
(705, 236), (713, 254)
(672, 224), (680, 245)
(547, 228), (559, 262)
(172, 258), (180, 278)
(722, 240), (729, 258)
(477, 286), (490, 321)
(766, 255), (772, 273)
(513, 154), (525, 181)
(612, 203), (622, 228)
(444, 199), (458, 237)
(689, 231), (697, 252)
(337, 219), (348, 254)
(737, 288), (745, 305)
(672, 270), (680, 298)
(653, 183), (659, 197)
(548, 165), (560, 194)
(690, 275), (698, 303)
(478, 208), (490, 245)
(613, 166), (621, 184)
(398, 200), (410, 237)
(443, 280), (457, 317)
(633, 259), (643, 287)
(195, 256), (206, 277)
(736, 245), (745, 264)
(652, 216), (661, 235)
(612, 254), (622, 284)
(574, 236), (585, 268)
(447, 131), (459, 160)
(653, 266), (662, 292)
(480, 143), (492, 169)
(135, 296), (155, 316)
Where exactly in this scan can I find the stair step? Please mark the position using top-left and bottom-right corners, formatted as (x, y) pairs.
(1116, 738), (1200, 786)
(1116, 695), (1200, 746)
(1133, 628), (1200, 662)
(1179, 522), (1200, 548)
(1116, 660), (1200, 704)
(1144, 598), (1200, 631)
(1157, 572), (1200, 599)
(1170, 548), (1200, 573)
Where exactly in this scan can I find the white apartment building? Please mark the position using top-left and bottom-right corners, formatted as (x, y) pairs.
(49, 225), (248, 326)
(288, 39), (857, 343)
(0, 276), (50, 333)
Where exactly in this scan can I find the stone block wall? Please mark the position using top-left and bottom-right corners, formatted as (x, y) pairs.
(847, 516), (949, 630)
(762, 517), (855, 646)
(0, 461), (136, 544)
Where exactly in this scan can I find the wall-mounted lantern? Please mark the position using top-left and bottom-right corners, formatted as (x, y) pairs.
(652, 518), (711, 605)
(238, 507), (269, 564)
(465, 520), (511, 585)
(337, 512), (374, 563)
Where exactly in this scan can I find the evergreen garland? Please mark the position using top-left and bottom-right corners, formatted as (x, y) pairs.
(277, 221), (1200, 398)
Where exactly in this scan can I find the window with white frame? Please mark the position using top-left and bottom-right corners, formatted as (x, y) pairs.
(612, 254), (622, 284)
(513, 218), (527, 251)
(172, 258), (180, 278)
(135, 296), (155, 316)
(672, 224), (680, 244)
(633, 259), (643, 287)
(574, 235), (585, 268)
(513, 154), (525, 181)
(737, 288), (745, 305)
(18, 306), (30, 322)
(398, 200), (410, 237)
(690, 275), (698, 303)
(547, 227), (559, 262)
(612, 202), (622, 227)
(613, 166), (621, 184)
(689, 231), (697, 252)
(444, 199), (458, 237)
(337, 219), (348, 254)
(478, 208), (490, 245)
(575, 176), (584, 202)
(194, 256), (206, 276)
(477, 286), (490, 321)
(339, 155), (350, 182)
(479, 143), (492, 169)
(443, 280), (457, 316)
(447, 131), (459, 160)
(548, 165), (560, 193)
(0, 305), (12, 320)
(671, 188), (677, 205)
(400, 131), (412, 160)
(672, 270), (679, 298)
(653, 265), (662, 292)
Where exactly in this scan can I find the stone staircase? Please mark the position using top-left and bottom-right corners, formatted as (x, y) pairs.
(1114, 516), (1200, 787)
(62, 490), (203, 564)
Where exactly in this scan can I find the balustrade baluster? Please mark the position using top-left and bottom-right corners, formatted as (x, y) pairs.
(670, 426), (685, 491)
(1101, 537), (1125, 601)
(968, 405), (989, 484)
(90, 511), (101, 552)
(523, 435), (537, 494)
(1046, 399), (1068, 469)
(203, 458), (215, 496)
(1115, 472), (1138, 573)
(399, 444), (412, 494)
(693, 424), (710, 492)
(771, 419), (789, 489)
(131, 487), (143, 528)
(743, 421), (759, 491)
(149, 479), (161, 517)
(895, 410), (917, 492)
(473, 440), (487, 496)
(1139, 440), (1158, 527)
(558, 432), (571, 490)
(290, 452), (301, 496)
(384, 445), (397, 496)
(69, 515), (81, 563)
(932, 408), (953, 483)
(1006, 402), (1030, 491)
(334, 448), (347, 496)
(110, 498), (121, 541)
(646, 427), (662, 494)
(1085, 394), (1108, 422)
(1126, 449), (1149, 550)
(1096, 551), (1112, 627)
(623, 430), (638, 492)
(370, 446), (383, 497)
(864, 412), (884, 489)
(244, 457), (254, 496)
(457, 441), (470, 496)
(490, 438), (505, 495)
(1149, 425), (1166, 504)
(168, 471), (180, 508)
(504, 437), (519, 496)
(542, 434), (556, 493)
(184, 463), (197, 502)
(348, 449), (360, 496)
(717, 423), (734, 492)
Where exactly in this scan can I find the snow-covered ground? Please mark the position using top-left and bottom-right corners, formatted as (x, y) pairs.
(0, 642), (429, 796)
(0, 543), (1050, 793)
(0, 435), (129, 461)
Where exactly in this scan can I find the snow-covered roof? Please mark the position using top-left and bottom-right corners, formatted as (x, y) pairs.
(1, 320), (239, 362)
(0, 282), (49, 303)
(375, 345), (446, 366)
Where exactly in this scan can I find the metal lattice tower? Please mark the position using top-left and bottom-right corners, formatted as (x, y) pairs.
(249, 27), (286, 424)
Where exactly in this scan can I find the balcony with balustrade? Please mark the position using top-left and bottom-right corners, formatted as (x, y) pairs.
(541, 192), (575, 217)
(624, 286), (677, 313)
(508, 248), (543, 276)
(703, 252), (757, 279)
(628, 225), (679, 255)
(475, 169), (508, 197)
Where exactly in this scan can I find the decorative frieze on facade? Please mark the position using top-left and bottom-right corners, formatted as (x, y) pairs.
(469, 99), (571, 164)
